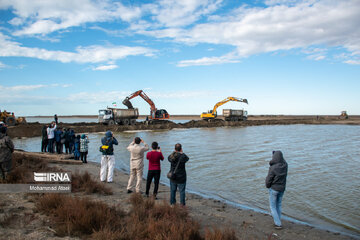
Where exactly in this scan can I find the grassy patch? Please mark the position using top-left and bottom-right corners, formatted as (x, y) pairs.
(71, 171), (113, 195)
(36, 193), (238, 240)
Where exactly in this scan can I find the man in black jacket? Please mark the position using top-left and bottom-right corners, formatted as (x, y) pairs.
(168, 143), (189, 206)
(265, 150), (288, 229)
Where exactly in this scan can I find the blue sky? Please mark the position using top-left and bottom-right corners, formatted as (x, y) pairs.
(0, 0), (359, 116)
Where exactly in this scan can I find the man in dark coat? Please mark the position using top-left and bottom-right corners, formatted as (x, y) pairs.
(41, 125), (48, 152)
(0, 126), (14, 180)
(265, 150), (288, 229)
(168, 143), (189, 206)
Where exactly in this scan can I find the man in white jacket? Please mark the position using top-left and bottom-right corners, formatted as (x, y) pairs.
(126, 137), (149, 193)
(47, 121), (57, 153)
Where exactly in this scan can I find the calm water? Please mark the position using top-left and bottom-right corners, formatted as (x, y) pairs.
(13, 125), (360, 237)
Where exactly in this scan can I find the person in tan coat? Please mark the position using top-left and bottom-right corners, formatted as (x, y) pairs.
(126, 137), (149, 193)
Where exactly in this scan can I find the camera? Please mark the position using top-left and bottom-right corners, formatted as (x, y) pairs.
(158, 146), (160, 150)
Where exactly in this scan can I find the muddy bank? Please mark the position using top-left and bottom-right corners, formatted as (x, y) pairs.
(0, 151), (356, 239)
(7, 115), (360, 138)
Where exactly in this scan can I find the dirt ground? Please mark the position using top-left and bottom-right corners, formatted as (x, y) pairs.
(7, 115), (360, 139)
(0, 151), (357, 240)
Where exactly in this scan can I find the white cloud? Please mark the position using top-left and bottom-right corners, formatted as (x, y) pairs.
(0, 33), (155, 63)
(1, 0), (360, 67)
(0, 61), (7, 69)
(146, 0), (222, 28)
(0, 0), (142, 36)
(177, 54), (240, 67)
(0, 83), (71, 92)
(92, 64), (118, 71)
(344, 60), (360, 65)
(140, 0), (360, 66)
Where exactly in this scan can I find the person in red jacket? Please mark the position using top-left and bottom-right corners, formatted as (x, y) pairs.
(145, 141), (164, 199)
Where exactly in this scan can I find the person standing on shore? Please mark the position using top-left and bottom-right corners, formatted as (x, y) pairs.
(145, 141), (164, 199)
(47, 121), (57, 153)
(55, 128), (63, 154)
(100, 131), (118, 183)
(265, 150), (288, 230)
(74, 135), (81, 160)
(126, 137), (149, 193)
(41, 125), (48, 152)
(80, 134), (89, 163)
(0, 125), (14, 180)
(168, 143), (189, 206)
(54, 114), (58, 125)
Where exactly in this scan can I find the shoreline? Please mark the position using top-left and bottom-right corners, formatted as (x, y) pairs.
(7, 115), (360, 139)
(2, 151), (358, 239)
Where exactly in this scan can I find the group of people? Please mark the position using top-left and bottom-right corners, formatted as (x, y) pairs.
(99, 130), (288, 228)
(41, 121), (89, 163)
(2, 120), (287, 230)
(99, 131), (189, 205)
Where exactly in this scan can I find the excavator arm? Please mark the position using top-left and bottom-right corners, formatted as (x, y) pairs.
(211, 97), (248, 116)
(122, 90), (157, 113)
(122, 90), (169, 120)
(201, 97), (248, 119)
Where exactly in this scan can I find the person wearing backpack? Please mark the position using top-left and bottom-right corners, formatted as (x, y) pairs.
(100, 131), (118, 183)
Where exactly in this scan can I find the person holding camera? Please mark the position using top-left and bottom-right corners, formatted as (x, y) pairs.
(100, 131), (118, 183)
(145, 141), (164, 199)
(126, 137), (149, 193)
(168, 143), (189, 206)
(47, 121), (57, 153)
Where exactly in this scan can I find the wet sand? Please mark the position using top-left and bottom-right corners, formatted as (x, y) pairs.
(0, 151), (357, 239)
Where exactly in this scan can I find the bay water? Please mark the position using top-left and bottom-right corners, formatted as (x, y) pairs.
(13, 125), (360, 237)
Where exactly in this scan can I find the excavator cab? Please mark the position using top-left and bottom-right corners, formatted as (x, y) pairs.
(154, 109), (169, 119)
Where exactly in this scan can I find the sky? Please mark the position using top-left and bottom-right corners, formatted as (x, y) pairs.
(0, 0), (359, 116)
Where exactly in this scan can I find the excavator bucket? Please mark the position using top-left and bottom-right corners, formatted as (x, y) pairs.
(122, 98), (134, 109)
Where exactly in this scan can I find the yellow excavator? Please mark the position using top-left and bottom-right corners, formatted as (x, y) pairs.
(201, 97), (248, 121)
(0, 110), (26, 126)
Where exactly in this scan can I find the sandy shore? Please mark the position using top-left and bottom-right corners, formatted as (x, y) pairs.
(1, 151), (357, 239)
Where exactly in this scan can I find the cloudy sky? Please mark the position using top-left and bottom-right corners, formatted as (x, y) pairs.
(0, 0), (359, 116)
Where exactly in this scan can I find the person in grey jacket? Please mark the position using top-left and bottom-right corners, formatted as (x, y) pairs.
(0, 126), (14, 180)
(265, 150), (288, 229)
(126, 137), (149, 193)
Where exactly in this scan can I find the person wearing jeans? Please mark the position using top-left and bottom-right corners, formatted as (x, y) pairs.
(168, 143), (189, 206)
(265, 150), (288, 229)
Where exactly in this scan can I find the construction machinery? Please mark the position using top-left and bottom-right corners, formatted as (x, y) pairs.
(340, 111), (349, 119)
(0, 110), (26, 126)
(122, 90), (170, 120)
(223, 109), (248, 121)
(98, 107), (139, 125)
(201, 97), (248, 121)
